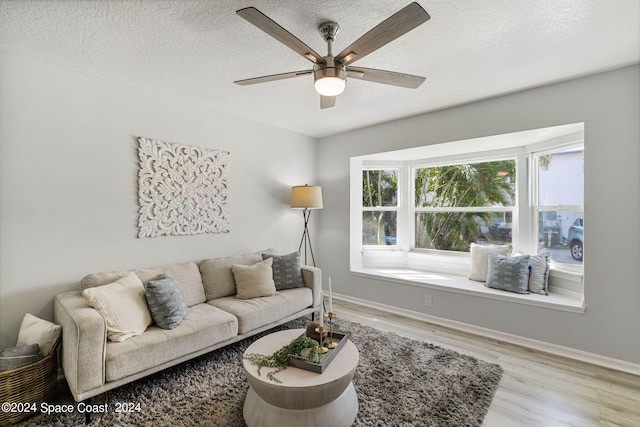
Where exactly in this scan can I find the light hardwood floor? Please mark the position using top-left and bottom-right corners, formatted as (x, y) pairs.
(332, 299), (640, 427)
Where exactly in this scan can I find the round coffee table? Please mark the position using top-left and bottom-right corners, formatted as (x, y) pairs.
(242, 328), (359, 427)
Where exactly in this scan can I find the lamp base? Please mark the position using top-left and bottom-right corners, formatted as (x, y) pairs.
(298, 208), (317, 266)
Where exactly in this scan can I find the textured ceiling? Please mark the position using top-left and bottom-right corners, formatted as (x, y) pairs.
(1, 0), (639, 138)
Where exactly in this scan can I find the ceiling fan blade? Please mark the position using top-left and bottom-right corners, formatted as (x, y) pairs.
(237, 7), (324, 64)
(234, 70), (312, 86)
(320, 95), (336, 109)
(347, 67), (425, 89)
(336, 2), (430, 66)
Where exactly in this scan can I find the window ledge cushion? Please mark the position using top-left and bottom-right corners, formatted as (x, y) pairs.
(351, 267), (584, 313)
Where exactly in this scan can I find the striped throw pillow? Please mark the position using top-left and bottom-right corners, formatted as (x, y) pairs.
(145, 274), (188, 330)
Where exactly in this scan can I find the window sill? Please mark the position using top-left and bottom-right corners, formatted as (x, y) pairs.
(350, 267), (585, 314)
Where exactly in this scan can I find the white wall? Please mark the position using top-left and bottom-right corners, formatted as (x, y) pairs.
(0, 53), (318, 345)
(317, 65), (640, 365)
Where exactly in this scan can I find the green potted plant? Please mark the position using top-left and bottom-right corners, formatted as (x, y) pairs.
(243, 336), (321, 383)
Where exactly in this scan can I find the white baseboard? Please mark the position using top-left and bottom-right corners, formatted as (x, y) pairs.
(333, 293), (640, 377)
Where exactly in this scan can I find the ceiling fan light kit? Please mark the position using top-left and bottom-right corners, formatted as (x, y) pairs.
(235, 2), (430, 108)
(314, 58), (346, 97)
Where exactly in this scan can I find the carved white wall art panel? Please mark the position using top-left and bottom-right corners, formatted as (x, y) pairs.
(137, 137), (230, 238)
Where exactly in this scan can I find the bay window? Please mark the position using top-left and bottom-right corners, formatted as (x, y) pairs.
(350, 123), (585, 307)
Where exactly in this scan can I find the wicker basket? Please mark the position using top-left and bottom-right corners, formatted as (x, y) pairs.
(0, 339), (60, 426)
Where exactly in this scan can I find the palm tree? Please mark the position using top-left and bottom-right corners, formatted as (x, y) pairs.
(415, 160), (515, 251)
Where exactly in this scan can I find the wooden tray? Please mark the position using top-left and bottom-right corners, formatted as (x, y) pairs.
(288, 332), (347, 374)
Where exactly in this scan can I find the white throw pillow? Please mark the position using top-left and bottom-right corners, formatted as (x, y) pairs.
(82, 272), (153, 342)
(468, 243), (512, 282)
(232, 258), (276, 299)
(17, 313), (62, 356)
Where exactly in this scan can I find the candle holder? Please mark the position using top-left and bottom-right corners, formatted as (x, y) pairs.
(314, 326), (329, 353)
(326, 312), (338, 349)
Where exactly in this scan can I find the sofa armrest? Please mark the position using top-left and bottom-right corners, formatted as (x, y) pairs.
(54, 291), (107, 401)
(301, 265), (322, 310)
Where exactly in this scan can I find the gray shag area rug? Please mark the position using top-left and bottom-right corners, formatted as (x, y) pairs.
(20, 316), (502, 427)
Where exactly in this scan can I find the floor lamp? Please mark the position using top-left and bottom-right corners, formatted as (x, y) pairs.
(290, 185), (323, 266)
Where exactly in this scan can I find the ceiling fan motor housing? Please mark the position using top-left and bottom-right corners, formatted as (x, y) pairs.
(314, 56), (346, 82)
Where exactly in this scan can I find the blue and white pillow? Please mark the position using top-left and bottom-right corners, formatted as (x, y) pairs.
(485, 253), (531, 294)
(527, 253), (550, 295)
(145, 274), (188, 330)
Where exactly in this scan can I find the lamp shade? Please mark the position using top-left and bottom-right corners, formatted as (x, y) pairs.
(290, 185), (323, 209)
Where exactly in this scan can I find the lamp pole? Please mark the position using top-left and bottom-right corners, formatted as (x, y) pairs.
(290, 185), (323, 267)
(298, 208), (317, 266)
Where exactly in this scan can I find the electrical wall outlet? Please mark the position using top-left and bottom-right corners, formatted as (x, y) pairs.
(424, 294), (432, 308)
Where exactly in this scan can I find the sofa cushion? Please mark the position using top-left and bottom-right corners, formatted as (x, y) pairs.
(232, 258), (276, 299)
(262, 251), (304, 290)
(199, 248), (278, 300)
(82, 272), (153, 342)
(81, 262), (206, 307)
(0, 344), (42, 372)
(17, 313), (62, 356)
(145, 274), (188, 330)
(105, 303), (238, 382)
(208, 287), (312, 335)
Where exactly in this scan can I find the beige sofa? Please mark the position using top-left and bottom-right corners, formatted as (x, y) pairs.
(54, 249), (321, 402)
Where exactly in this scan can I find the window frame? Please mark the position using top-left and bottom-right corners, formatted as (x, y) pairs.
(360, 167), (401, 250)
(530, 143), (585, 271)
(410, 155), (519, 254)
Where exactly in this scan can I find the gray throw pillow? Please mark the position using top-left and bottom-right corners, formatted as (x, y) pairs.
(0, 344), (42, 372)
(145, 274), (188, 330)
(262, 251), (304, 290)
(485, 253), (530, 294)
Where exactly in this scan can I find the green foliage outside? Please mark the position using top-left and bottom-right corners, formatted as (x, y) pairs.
(362, 161), (516, 251)
(362, 170), (398, 245)
(415, 160), (516, 251)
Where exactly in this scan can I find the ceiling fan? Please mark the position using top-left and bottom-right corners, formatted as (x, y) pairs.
(234, 2), (431, 109)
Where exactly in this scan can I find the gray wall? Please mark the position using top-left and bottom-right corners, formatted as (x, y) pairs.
(0, 53), (318, 345)
(317, 65), (640, 365)
(2, 52), (638, 366)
